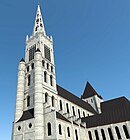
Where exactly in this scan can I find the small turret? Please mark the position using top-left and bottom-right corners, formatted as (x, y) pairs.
(81, 82), (103, 113)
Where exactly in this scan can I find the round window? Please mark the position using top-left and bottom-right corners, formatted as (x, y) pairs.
(29, 123), (32, 128)
(18, 126), (21, 131)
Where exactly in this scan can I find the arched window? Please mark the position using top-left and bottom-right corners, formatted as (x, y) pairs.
(50, 75), (53, 86)
(78, 109), (81, 118)
(47, 122), (51, 136)
(75, 129), (78, 140)
(28, 75), (31, 86)
(31, 63), (34, 69)
(115, 126), (122, 139)
(83, 111), (85, 117)
(60, 100), (62, 110)
(47, 63), (49, 69)
(108, 128), (114, 140)
(27, 66), (29, 72)
(51, 66), (53, 72)
(59, 124), (62, 135)
(66, 103), (69, 113)
(67, 127), (70, 137)
(72, 106), (75, 116)
(27, 96), (30, 107)
(42, 60), (45, 67)
(52, 96), (54, 107)
(44, 71), (47, 83)
(88, 131), (92, 140)
(123, 125), (130, 139)
(94, 130), (99, 140)
(101, 129), (106, 140)
(45, 93), (48, 103)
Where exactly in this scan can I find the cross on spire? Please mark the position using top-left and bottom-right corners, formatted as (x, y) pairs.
(33, 4), (46, 36)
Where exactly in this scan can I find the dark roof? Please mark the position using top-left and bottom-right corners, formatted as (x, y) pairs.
(20, 58), (25, 62)
(17, 108), (34, 122)
(82, 82), (103, 99)
(57, 85), (97, 114)
(35, 48), (41, 52)
(56, 112), (71, 123)
(81, 97), (130, 128)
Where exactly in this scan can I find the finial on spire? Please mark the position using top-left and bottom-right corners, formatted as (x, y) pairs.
(33, 4), (46, 36)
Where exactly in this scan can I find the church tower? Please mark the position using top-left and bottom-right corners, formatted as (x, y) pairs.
(12, 4), (58, 140)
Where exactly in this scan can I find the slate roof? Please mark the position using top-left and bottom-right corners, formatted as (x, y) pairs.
(56, 112), (71, 123)
(57, 85), (97, 114)
(82, 82), (103, 99)
(81, 97), (130, 128)
(17, 108), (34, 122)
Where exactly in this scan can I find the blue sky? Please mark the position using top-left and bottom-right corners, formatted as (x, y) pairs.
(1, 0), (130, 139)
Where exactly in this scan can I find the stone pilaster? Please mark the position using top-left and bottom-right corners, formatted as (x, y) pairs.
(34, 51), (44, 140)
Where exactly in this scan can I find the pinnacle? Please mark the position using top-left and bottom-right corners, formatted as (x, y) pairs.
(33, 4), (46, 36)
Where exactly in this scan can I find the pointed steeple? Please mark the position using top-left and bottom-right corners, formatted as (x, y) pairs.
(33, 4), (46, 36)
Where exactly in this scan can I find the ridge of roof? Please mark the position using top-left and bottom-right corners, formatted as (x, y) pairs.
(82, 82), (103, 99)
(57, 84), (97, 114)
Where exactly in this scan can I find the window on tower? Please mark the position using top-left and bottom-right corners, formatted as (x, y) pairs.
(47, 122), (52, 136)
(44, 71), (47, 83)
(52, 96), (54, 107)
(27, 66), (29, 72)
(29, 44), (36, 61)
(27, 96), (30, 107)
(51, 66), (53, 73)
(31, 63), (34, 70)
(42, 60), (45, 67)
(50, 75), (53, 86)
(44, 45), (51, 61)
(28, 75), (31, 86)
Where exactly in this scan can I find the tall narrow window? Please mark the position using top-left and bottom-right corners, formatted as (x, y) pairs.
(29, 44), (36, 61)
(67, 127), (70, 137)
(27, 66), (29, 72)
(52, 96), (54, 107)
(83, 111), (85, 117)
(88, 131), (92, 140)
(60, 100), (62, 110)
(66, 103), (69, 113)
(47, 63), (49, 70)
(108, 128), (114, 140)
(72, 106), (75, 116)
(95, 130), (99, 140)
(31, 63), (34, 69)
(44, 71), (47, 83)
(123, 125), (130, 139)
(115, 126), (122, 139)
(42, 60), (45, 67)
(45, 93), (48, 103)
(50, 75), (53, 86)
(28, 75), (31, 86)
(51, 66), (53, 72)
(27, 96), (30, 107)
(78, 109), (81, 118)
(48, 122), (51, 136)
(75, 130), (78, 140)
(101, 129), (106, 140)
(59, 124), (62, 135)
(44, 45), (51, 61)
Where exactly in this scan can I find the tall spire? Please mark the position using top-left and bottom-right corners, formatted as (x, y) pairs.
(33, 4), (46, 36)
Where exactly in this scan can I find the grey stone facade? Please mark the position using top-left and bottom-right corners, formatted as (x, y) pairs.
(12, 4), (130, 140)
